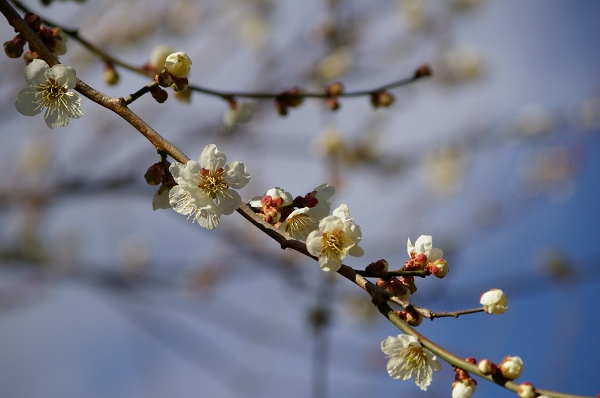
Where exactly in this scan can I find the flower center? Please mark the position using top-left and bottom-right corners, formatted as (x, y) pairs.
(320, 228), (345, 257)
(34, 76), (69, 115)
(198, 167), (228, 198)
(398, 345), (427, 371)
(285, 213), (318, 238)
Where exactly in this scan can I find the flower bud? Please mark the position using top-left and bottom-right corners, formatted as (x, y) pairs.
(480, 288), (508, 314)
(4, 39), (24, 58)
(498, 356), (523, 380)
(402, 307), (423, 326)
(429, 258), (449, 278)
(103, 64), (119, 85)
(366, 259), (388, 276)
(517, 382), (536, 398)
(23, 51), (39, 65)
(326, 96), (340, 111)
(387, 278), (410, 300)
(376, 278), (389, 289)
(24, 13), (42, 32)
(165, 52), (192, 78)
(145, 163), (164, 185)
(477, 359), (497, 375)
(150, 86), (168, 103)
(371, 90), (394, 108)
(452, 378), (476, 398)
(415, 64), (432, 78)
(400, 276), (417, 294)
(326, 81), (344, 96)
(286, 87), (305, 107)
(275, 98), (288, 116)
(155, 71), (173, 88)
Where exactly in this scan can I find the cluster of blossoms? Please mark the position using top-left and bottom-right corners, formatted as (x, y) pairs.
(148, 46), (193, 103)
(156, 144), (250, 230)
(3, 13), (68, 60)
(249, 184), (364, 272)
(372, 235), (448, 304)
(15, 59), (82, 128)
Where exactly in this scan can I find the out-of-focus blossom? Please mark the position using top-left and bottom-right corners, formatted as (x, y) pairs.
(514, 104), (554, 138)
(149, 45), (175, 73)
(223, 102), (259, 127)
(381, 334), (441, 391)
(315, 47), (352, 80)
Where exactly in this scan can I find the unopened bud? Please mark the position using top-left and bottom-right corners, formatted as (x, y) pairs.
(103, 64), (119, 85)
(23, 51), (39, 65)
(326, 96), (340, 111)
(150, 86), (168, 103)
(275, 98), (288, 116)
(517, 382), (536, 398)
(477, 359), (497, 375)
(366, 259), (388, 276)
(402, 307), (423, 326)
(387, 278), (410, 299)
(24, 13), (42, 32)
(4, 39), (23, 58)
(165, 52), (192, 78)
(465, 357), (477, 365)
(452, 378), (476, 398)
(429, 257), (449, 278)
(498, 356), (523, 380)
(370, 90), (395, 108)
(376, 278), (390, 289)
(144, 163), (164, 185)
(400, 276), (417, 294)
(286, 87), (305, 107)
(326, 81), (344, 96)
(415, 64), (432, 78)
(155, 71), (173, 87)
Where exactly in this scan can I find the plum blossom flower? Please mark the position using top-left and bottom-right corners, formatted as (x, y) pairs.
(306, 204), (363, 272)
(149, 45), (175, 73)
(407, 235), (443, 262)
(381, 334), (441, 391)
(165, 52), (192, 78)
(223, 102), (259, 127)
(278, 183), (335, 240)
(168, 144), (250, 230)
(248, 187), (293, 224)
(480, 288), (508, 314)
(498, 356), (523, 380)
(15, 59), (82, 128)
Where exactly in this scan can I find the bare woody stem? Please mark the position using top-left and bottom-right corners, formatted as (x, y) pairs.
(9, 0), (430, 103)
(0, 2), (591, 398)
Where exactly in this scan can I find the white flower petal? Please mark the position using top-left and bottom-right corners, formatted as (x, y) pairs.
(224, 161), (250, 189)
(215, 188), (242, 215)
(305, 230), (323, 257)
(47, 64), (76, 89)
(199, 144), (226, 170)
(24, 59), (49, 86)
(15, 88), (43, 116)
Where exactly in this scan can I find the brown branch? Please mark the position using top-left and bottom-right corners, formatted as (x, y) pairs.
(0, 3), (592, 397)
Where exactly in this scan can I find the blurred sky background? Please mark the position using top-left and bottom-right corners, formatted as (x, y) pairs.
(0, 0), (599, 397)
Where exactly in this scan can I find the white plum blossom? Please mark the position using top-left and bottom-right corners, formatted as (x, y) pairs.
(223, 102), (259, 127)
(306, 203), (363, 272)
(407, 235), (443, 262)
(381, 334), (441, 391)
(165, 52), (192, 78)
(480, 288), (508, 314)
(15, 59), (82, 128)
(498, 356), (523, 380)
(149, 45), (175, 73)
(168, 144), (250, 230)
(279, 183), (335, 240)
(452, 379), (477, 398)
